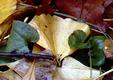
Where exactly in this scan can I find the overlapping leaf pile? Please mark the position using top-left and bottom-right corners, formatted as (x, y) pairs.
(0, 0), (113, 80)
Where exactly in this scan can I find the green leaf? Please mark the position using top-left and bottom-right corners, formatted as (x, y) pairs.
(0, 20), (39, 64)
(88, 36), (106, 67)
(68, 30), (88, 49)
(2, 20), (39, 52)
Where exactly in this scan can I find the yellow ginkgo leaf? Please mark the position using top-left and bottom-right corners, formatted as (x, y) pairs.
(33, 14), (90, 60)
(0, 0), (17, 24)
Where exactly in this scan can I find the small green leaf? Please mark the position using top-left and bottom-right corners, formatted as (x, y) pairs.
(0, 20), (39, 53)
(88, 36), (106, 67)
(68, 30), (88, 49)
(0, 20), (39, 64)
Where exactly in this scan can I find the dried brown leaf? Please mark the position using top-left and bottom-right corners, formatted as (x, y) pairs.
(22, 60), (35, 80)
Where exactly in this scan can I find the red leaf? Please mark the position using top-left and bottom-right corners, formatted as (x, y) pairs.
(42, 0), (52, 5)
(55, 0), (113, 31)
(36, 5), (54, 15)
(23, 0), (35, 5)
(103, 72), (113, 80)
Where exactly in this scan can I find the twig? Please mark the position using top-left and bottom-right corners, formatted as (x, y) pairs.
(54, 12), (78, 21)
(103, 19), (113, 21)
(109, 27), (113, 31)
(88, 50), (92, 79)
(18, 2), (38, 9)
(96, 69), (113, 80)
(0, 52), (54, 60)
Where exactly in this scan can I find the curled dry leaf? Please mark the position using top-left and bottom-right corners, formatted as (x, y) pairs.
(54, 57), (100, 80)
(31, 14), (90, 60)
(104, 39), (113, 59)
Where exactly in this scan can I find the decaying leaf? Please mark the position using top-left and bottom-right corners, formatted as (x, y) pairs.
(0, 70), (21, 80)
(31, 14), (90, 60)
(104, 39), (113, 59)
(0, 52), (56, 80)
(22, 60), (35, 80)
(54, 57), (100, 80)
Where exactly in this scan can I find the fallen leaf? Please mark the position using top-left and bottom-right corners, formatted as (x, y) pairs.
(32, 43), (45, 53)
(104, 39), (113, 59)
(55, 0), (113, 31)
(0, 20), (39, 52)
(68, 30), (88, 49)
(0, 0), (36, 39)
(0, 70), (21, 80)
(54, 57), (100, 80)
(0, 56), (56, 80)
(32, 14), (90, 60)
(22, 60), (35, 80)
(0, 0), (17, 24)
(88, 36), (106, 67)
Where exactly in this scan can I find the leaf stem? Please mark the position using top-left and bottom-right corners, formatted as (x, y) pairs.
(88, 50), (92, 79)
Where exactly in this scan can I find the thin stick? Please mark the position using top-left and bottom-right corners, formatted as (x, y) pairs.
(54, 12), (78, 21)
(88, 50), (92, 79)
(109, 27), (113, 31)
(19, 2), (38, 9)
(96, 69), (113, 80)
(103, 19), (113, 21)
(0, 52), (54, 60)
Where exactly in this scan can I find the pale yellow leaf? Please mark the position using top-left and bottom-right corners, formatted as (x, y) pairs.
(0, 0), (17, 24)
(32, 14), (90, 59)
